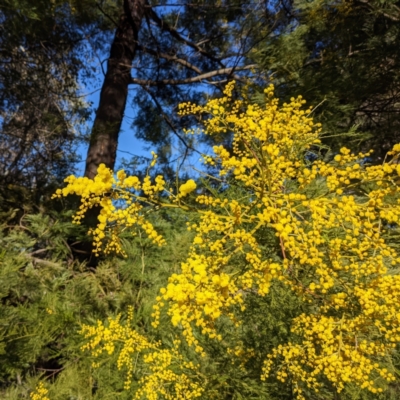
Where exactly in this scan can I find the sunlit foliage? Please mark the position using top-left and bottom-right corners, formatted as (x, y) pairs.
(55, 82), (400, 398)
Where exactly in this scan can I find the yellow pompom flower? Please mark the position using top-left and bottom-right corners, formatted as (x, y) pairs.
(30, 382), (49, 400)
(178, 179), (197, 197)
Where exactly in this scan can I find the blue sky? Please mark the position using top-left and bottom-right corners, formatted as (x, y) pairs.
(75, 84), (150, 176)
(76, 84), (207, 178)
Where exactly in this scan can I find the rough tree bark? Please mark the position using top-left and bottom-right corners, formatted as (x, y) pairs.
(84, 0), (146, 179)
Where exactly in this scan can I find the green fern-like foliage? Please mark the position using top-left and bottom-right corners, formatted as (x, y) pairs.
(1, 200), (400, 399)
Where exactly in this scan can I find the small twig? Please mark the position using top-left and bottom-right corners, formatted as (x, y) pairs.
(36, 366), (66, 379)
(306, 98), (327, 117)
(27, 248), (48, 256)
(96, 3), (119, 27)
(279, 236), (287, 259)
(26, 255), (63, 268)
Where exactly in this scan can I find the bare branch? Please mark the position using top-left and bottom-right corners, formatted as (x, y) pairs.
(137, 44), (203, 74)
(149, 8), (225, 67)
(26, 255), (63, 269)
(130, 64), (257, 86)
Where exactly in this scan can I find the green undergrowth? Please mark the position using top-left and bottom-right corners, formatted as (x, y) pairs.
(1, 206), (400, 399)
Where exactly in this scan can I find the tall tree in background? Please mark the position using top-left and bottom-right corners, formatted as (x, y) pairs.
(253, 0), (400, 160)
(84, 0), (281, 178)
(85, 0), (146, 179)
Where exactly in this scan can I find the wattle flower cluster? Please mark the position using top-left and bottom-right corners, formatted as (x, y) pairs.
(30, 382), (50, 400)
(58, 82), (400, 398)
(178, 179), (197, 197)
(80, 307), (203, 399)
(52, 163), (166, 256)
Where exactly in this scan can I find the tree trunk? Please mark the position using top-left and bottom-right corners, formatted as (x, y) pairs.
(84, 0), (146, 179)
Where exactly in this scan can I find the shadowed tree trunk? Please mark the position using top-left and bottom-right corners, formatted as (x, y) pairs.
(85, 0), (146, 179)
(81, 0), (146, 265)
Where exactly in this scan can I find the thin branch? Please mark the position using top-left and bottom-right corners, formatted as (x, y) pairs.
(26, 255), (63, 268)
(149, 8), (225, 67)
(381, 12), (399, 21)
(117, 149), (150, 158)
(141, 86), (201, 157)
(130, 64), (257, 86)
(137, 44), (203, 74)
(96, 3), (119, 27)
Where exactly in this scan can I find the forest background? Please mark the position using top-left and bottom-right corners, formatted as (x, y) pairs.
(1, 0), (400, 399)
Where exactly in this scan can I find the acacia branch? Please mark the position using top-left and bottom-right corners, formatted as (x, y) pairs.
(130, 64), (257, 86)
